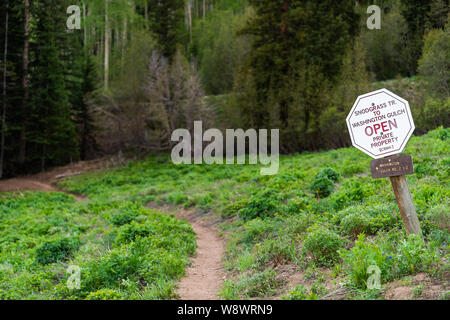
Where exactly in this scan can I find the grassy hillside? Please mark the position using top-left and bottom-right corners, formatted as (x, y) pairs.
(0, 127), (448, 299)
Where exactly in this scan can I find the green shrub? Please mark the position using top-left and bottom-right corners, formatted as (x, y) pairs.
(238, 190), (279, 221)
(109, 210), (139, 226)
(245, 269), (283, 297)
(242, 218), (275, 242)
(394, 234), (439, 276)
(303, 228), (345, 267)
(310, 176), (334, 198)
(283, 282), (326, 300)
(341, 163), (365, 176)
(257, 237), (296, 266)
(284, 285), (308, 300)
(115, 222), (153, 245)
(415, 158), (437, 178)
(317, 167), (340, 182)
(282, 197), (311, 215)
(35, 237), (80, 265)
(166, 192), (188, 205)
(427, 229), (449, 248)
(366, 204), (401, 232)
(86, 289), (122, 300)
(284, 214), (314, 234)
(341, 213), (372, 237)
(219, 280), (240, 300)
(424, 204), (449, 233)
(222, 198), (249, 218)
(339, 234), (393, 288)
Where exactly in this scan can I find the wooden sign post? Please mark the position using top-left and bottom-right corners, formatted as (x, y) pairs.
(346, 89), (421, 235)
(370, 155), (421, 235)
(389, 175), (421, 234)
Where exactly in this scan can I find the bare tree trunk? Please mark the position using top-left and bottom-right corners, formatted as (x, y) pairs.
(122, 16), (127, 69)
(104, 0), (110, 91)
(1, 8), (9, 178)
(83, 1), (87, 48)
(144, 0), (148, 21)
(19, 0), (30, 166)
(186, 0), (192, 43)
(203, 0), (206, 19)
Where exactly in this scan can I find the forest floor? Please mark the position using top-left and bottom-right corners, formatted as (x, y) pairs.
(0, 158), (226, 300)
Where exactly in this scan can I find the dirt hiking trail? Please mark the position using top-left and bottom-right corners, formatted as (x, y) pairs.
(0, 155), (126, 200)
(150, 206), (226, 300)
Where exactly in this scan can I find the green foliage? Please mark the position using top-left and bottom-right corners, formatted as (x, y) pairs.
(245, 269), (283, 297)
(234, 0), (360, 152)
(361, 1), (410, 80)
(339, 234), (393, 288)
(303, 228), (345, 267)
(109, 210), (139, 227)
(193, 8), (250, 94)
(2, 128), (444, 300)
(284, 285), (311, 300)
(310, 176), (334, 198)
(340, 233), (441, 289)
(86, 289), (122, 300)
(400, 0), (448, 75)
(418, 26), (450, 98)
(0, 192), (195, 300)
(317, 168), (340, 183)
(394, 234), (439, 276)
(238, 190), (279, 221)
(27, 0), (79, 171)
(242, 218), (275, 242)
(340, 213), (372, 238)
(148, 0), (186, 59)
(35, 237), (81, 265)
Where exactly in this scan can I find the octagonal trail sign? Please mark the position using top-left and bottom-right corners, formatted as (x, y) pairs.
(346, 88), (415, 159)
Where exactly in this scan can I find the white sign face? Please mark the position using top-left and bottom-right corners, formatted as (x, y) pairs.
(346, 88), (415, 159)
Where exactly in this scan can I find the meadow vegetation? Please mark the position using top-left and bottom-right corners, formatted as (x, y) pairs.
(40, 127), (448, 299)
(0, 193), (196, 299)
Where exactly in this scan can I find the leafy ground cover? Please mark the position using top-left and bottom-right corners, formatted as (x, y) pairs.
(59, 126), (449, 300)
(0, 193), (196, 299)
(0, 127), (448, 299)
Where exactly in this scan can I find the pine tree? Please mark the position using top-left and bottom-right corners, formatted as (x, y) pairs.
(238, 0), (359, 151)
(0, 0), (25, 177)
(27, 0), (78, 171)
(400, 0), (449, 75)
(76, 55), (99, 160)
(148, 0), (186, 59)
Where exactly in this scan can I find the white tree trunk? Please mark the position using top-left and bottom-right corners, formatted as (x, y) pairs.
(186, 0), (192, 42)
(203, 0), (206, 19)
(104, 0), (110, 91)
